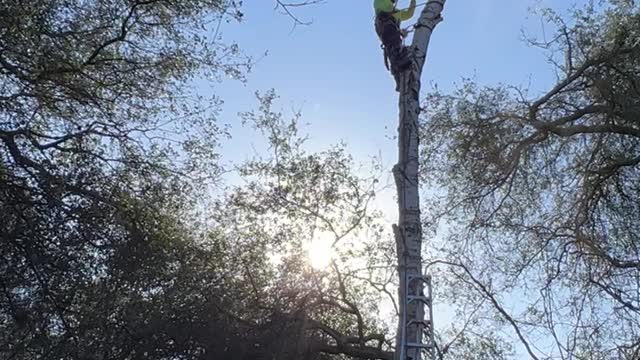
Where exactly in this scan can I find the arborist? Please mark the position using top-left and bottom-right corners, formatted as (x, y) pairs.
(374, 0), (417, 88)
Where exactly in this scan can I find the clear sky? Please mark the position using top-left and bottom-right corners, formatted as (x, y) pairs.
(211, 0), (575, 165)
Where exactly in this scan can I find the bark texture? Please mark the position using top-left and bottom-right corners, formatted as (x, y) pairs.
(393, 2), (446, 360)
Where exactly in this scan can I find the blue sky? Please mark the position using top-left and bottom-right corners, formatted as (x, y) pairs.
(214, 0), (563, 166)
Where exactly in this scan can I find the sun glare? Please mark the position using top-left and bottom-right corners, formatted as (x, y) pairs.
(307, 235), (333, 270)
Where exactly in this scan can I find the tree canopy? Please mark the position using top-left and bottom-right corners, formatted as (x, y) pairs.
(1, 0), (639, 360)
(421, 1), (640, 358)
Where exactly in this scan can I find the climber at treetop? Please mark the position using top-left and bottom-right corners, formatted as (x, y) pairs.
(374, 0), (416, 82)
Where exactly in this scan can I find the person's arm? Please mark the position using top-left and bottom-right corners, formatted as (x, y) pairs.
(393, 0), (416, 21)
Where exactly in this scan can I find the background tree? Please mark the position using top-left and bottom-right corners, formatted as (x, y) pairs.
(218, 90), (395, 359)
(420, 1), (640, 358)
(0, 0), (252, 358)
(0, 1), (345, 359)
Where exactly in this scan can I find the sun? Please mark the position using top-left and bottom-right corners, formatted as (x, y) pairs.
(306, 233), (333, 270)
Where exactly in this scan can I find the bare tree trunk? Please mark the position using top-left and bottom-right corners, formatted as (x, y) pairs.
(393, 2), (446, 360)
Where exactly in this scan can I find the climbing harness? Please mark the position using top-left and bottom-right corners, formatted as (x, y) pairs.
(375, 11), (410, 73)
(374, 0), (431, 88)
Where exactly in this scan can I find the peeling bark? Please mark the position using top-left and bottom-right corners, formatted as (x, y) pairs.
(393, 2), (446, 360)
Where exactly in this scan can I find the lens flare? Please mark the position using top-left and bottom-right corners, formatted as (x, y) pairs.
(307, 236), (333, 270)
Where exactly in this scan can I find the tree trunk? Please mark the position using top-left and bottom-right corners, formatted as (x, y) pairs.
(393, 2), (446, 360)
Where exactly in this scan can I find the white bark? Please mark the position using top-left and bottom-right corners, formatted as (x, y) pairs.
(393, 2), (446, 360)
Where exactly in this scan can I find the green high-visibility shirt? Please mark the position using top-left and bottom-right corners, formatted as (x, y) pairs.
(373, 0), (416, 21)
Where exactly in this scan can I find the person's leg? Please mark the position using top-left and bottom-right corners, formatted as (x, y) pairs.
(381, 22), (411, 72)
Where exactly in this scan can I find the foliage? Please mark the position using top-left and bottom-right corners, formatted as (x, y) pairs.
(0, 1), (309, 359)
(0, 1), (393, 357)
(9, 0), (640, 359)
(421, 1), (640, 358)
(213, 90), (396, 359)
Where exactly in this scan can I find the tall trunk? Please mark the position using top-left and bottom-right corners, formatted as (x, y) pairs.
(393, 2), (446, 360)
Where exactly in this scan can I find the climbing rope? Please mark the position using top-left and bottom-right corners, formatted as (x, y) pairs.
(399, 1), (444, 34)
